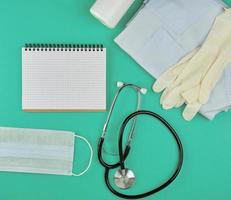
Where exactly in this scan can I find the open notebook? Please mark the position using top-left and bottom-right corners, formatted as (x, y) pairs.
(22, 44), (106, 111)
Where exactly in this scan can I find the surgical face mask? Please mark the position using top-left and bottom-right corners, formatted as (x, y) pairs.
(115, 0), (230, 119)
(0, 127), (93, 176)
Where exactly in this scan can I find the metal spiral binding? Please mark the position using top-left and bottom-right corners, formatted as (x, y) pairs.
(24, 44), (104, 52)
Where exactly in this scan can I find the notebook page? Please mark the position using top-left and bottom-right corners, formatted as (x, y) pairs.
(22, 47), (106, 111)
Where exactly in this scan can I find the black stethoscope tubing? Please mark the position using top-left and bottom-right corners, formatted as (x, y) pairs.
(98, 110), (184, 199)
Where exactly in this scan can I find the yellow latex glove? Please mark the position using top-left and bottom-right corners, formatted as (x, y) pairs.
(153, 9), (231, 121)
(157, 48), (199, 108)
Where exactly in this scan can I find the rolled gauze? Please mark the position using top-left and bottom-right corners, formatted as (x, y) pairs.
(90, 0), (135, 29)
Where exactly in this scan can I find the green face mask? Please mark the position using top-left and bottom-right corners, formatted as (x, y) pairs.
(0, 127), (93, 176)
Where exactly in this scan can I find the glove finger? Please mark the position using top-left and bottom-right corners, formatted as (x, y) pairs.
(160, 75), (184, 105)
(182, 85), (200, 104)
(199, 56), (229, 104)
(162, 87), (183, 109)
(153, 70), (177, 93)
(183, 102), (201, 121)
(175, 47), (199, 66)
(160, 86), (180, 107)
(175, 85), (200, 108)
(153, 49), (198, 93)
(162, 75), (201, 109)
(177, 47), (217, 84)
(160, 88), (169, 105)
(175, 97), (185, 108)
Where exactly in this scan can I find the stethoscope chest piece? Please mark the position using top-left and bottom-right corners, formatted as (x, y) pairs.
(114, 168), (135, 189)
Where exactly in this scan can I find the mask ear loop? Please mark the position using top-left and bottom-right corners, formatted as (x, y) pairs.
(72, 135), (93, 177)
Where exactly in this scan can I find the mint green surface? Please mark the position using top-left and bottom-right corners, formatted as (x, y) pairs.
(0, 0), (231, 199)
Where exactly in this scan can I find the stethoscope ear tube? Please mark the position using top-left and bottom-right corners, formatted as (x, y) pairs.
(98, 82), (145, 170)
(101, 82), (145, 145)
(98, 137), (131, 170)
(101, 110), (184, 199)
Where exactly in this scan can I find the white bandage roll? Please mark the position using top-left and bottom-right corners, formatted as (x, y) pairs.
(90, 0), (135, 29)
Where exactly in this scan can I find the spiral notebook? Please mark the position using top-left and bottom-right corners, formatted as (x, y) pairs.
(22, 44), (106, 111)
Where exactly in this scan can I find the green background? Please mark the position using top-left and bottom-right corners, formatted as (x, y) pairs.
(0, 0), (231, 199)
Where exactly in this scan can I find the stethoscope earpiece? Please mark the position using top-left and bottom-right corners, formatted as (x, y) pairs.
(140, 88), (147, 94)
(117, 81), (147, 95)
(117, 81), (124, 88)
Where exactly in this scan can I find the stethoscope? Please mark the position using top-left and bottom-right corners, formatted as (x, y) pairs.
(98, 81), (184, 199)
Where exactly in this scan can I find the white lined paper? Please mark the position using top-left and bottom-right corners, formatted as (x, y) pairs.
(22, 47), (106, 111)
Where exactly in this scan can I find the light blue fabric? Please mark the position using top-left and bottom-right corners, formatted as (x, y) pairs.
(201, 63), (231, 119)
(115, 0), (230, 119)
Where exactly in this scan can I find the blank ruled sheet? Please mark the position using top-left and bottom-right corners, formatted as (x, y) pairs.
(22, 44), (106, 111)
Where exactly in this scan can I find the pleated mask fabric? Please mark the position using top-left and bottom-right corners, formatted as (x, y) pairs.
(0, 127), (92, 176)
